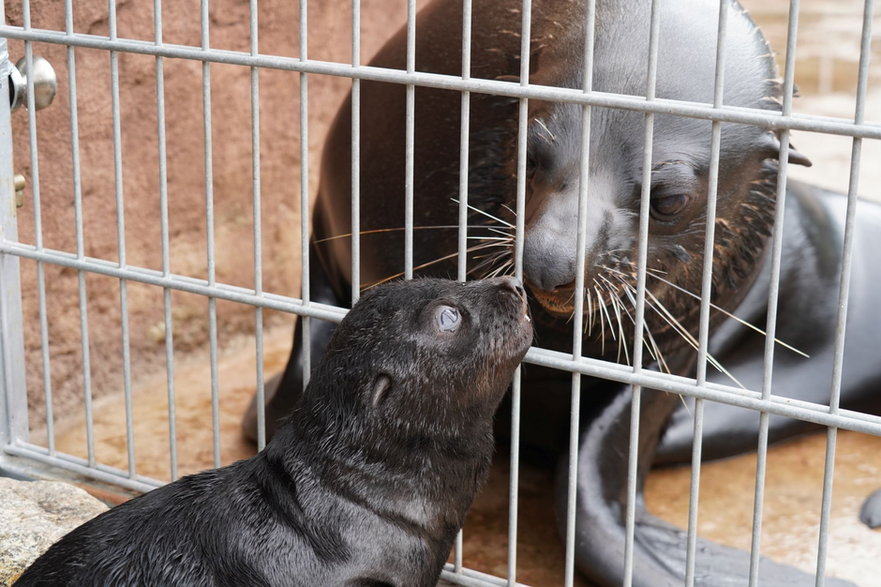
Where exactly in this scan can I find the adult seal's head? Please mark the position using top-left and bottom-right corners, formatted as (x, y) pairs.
(516, 0), (810, 360)
(17, 277), (532, 587)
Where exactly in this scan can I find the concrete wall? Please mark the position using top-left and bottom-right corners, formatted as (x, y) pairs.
(5, 0), (415, 427)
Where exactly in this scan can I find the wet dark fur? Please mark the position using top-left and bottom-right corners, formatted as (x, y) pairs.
(17, 278), (532, 587)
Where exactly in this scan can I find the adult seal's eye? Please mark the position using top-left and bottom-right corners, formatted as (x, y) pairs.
(435, 305), (461, 332)
(650, 193), (690, 219)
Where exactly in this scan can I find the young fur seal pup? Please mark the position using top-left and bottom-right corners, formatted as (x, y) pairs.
(17, 277), (533, 587)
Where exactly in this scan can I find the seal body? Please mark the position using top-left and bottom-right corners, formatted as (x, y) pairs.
(243, 0), (876, 584)
(18, 278), (532, 587)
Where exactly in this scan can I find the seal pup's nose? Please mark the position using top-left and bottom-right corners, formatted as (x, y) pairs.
(495, 276), (526, 300)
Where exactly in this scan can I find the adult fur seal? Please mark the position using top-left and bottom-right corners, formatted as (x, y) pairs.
(243, 0), (878, 584)
(17, 277), (532, 587)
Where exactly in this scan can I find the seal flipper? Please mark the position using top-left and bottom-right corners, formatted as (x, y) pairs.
(559, 385), (854, 586)
(241, 240), (347, 444)
(859, 488), (881, 529)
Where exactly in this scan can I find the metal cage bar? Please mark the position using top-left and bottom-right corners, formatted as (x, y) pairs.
(153, 0), (178, 484)
(815, 0), (876, 582)
(749, 2), (802, 582)
(685, 2), (731, 583)
(350, 1), (362, 305)
(0, 2), (880, 586)
(0, 27), (29, 451)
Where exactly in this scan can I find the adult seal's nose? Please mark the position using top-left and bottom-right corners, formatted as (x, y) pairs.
(523, 234), (576, 292)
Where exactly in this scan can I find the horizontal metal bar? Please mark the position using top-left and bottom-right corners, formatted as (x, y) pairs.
(526, 347), (881, 435)
(5, 240), (880, 435)
(1, 26), (879, 140)
(0, 242), (347, 323)
(5, 441), (163, 493)
(439, 564), (531, 587)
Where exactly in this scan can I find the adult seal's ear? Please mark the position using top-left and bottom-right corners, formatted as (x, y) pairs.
(772, 134), (813, 167)
(759, 132), (813, 167)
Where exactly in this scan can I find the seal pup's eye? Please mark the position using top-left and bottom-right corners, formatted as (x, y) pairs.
(650, 193), (690, 219)
(434, 305), (461, 333)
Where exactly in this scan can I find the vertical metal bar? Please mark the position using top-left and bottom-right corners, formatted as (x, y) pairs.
(456, 0), (472, 284)
(403, 0), (416, 280)
(815, 1), (874, 583)
(564, 2), (595, 585)
(350, 0), (361, 304)
(66, 0), (89, 462)
(508, 2), (532, 582)
(299, 0), (311, 395)
(154, 0), (177, 481)
(686, 2), (730, 583)
(250, 0), (266, 453)
(201, 0), (219, 472)
(21, 0), (55, 458)
(0, 28), (30, 449)
(453, 0), (473, 572)
(749, 2), (801, 584)
(107, 0), (136, 477)
(624, 1), (661, 583)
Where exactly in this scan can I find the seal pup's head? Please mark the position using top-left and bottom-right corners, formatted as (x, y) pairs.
(513, 0), (810, 364)
(297, 276), (532, 445)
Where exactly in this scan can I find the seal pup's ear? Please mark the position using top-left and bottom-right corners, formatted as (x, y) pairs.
(371, 374), (393, 408)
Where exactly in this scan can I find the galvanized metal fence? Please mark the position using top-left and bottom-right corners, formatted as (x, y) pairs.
(1, 1), (880, 586)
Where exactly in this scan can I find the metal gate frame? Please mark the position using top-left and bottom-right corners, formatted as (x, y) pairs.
(1, 1), (880, 586)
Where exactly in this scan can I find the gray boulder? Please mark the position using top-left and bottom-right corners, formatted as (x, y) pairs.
(0, 477), (108, 585)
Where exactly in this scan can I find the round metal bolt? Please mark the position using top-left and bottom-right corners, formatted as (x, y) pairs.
(10, 56), (57, 111)
(14, 174), (26, 208)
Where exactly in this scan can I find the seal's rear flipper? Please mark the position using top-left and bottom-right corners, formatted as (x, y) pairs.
(634, 513), (855, 587)
(556, 388), (855, 587)
(556, 461), (856, 586)
(859, 488), (881, 528)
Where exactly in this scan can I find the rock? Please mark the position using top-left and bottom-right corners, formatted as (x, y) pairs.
(0, 477), (108, 585)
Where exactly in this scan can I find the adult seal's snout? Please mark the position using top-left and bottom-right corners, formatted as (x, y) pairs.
(523, 232), (577, 293)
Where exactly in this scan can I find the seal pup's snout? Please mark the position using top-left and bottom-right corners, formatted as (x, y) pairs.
(496, 275), (527, 301)
(485, 276), (530, 318)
